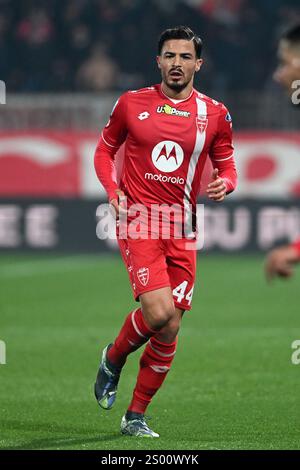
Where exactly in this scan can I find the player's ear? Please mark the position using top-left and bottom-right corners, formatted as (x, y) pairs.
(195, 58), (203, 72)
(156, 56), (162, 69)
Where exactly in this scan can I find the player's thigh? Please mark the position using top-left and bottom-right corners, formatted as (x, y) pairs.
(117, 237), (171, 302)
(140, 286), (175, 328)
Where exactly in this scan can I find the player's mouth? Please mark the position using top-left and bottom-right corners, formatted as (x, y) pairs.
(169, 70), (184, 79)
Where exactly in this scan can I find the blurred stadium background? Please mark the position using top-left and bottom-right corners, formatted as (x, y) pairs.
(1, 0), (300, 451)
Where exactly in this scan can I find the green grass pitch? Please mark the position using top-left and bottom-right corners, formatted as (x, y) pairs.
(0, 253), (300, 450)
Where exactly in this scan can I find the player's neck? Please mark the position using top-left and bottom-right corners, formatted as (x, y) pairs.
(160, 82), (194, 101)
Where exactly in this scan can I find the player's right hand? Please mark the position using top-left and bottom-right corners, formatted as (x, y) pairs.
(264, 245), (299, 282)
(109, 189), (127, 219)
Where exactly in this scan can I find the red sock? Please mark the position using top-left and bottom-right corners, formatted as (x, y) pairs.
(128, 336), (178, 414)
(107, 308), (157, 368)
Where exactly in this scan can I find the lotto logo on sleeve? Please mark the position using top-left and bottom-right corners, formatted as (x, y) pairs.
(151, 141), (184, 173)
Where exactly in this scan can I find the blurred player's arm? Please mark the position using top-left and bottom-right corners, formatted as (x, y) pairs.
(207, 105), (237, 202)
(265, 239), (300, 281)
(94, 94), (128, 216)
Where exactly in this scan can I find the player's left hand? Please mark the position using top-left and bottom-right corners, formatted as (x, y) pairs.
(206, 169), (227, 202)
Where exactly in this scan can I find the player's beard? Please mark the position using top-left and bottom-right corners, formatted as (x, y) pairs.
(163, 71), (192, 93)
(166, 80), (189, 92)
(164, 75), (189, 93)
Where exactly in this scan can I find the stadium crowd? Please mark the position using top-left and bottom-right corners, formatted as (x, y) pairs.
(0, 0), (300, 93)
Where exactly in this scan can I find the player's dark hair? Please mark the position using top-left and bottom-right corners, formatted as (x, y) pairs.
(281, 23), (300, 46)
(158, 26), (202, 58)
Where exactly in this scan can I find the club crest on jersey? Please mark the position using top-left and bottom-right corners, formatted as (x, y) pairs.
(137, 267), (149, 286)
(196, 116), (208, 134)
(157, 104), (190, 118)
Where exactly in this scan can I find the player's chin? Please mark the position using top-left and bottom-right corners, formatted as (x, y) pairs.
(166, 78), (187, 90)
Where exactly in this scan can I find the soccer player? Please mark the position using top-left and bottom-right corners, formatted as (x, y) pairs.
(94, 26), (237, 437)
(265, 24), (300, 280)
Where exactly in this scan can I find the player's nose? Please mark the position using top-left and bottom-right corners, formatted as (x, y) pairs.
(172, 54), (183, 67)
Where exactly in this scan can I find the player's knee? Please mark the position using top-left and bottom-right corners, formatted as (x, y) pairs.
(167, 316), (181, 336)
(155, 313), (182, 343)
(144, 302), (176, 329)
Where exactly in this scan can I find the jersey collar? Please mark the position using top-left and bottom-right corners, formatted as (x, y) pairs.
(158, 84), (195, 103)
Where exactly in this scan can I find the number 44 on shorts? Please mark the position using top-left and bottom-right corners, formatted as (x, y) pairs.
(172, 281), (194, 306)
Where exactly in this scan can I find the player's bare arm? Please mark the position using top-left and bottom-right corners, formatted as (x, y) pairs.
(265, 245), (300, 281)
(264, 24), (300, 282)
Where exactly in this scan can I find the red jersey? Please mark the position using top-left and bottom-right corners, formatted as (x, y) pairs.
(292, 239), (300, 258)
(94, 84), (237, 235)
